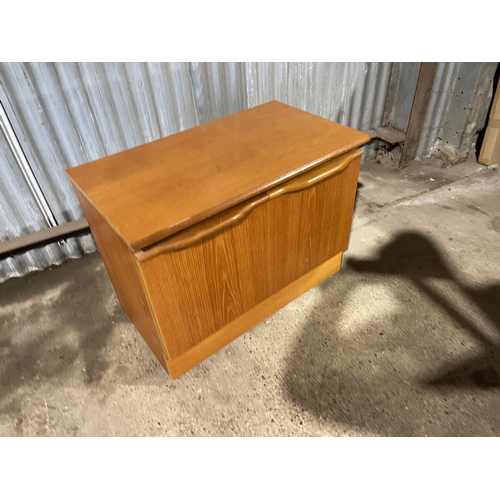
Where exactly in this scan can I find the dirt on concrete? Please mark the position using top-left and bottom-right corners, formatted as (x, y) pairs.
(0, 159), (499, 436)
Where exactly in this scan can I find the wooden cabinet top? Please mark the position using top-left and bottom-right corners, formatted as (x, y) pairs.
(67, 100), (370, 251)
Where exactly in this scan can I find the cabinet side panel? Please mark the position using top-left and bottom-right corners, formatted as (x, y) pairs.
(74, 188), (167, 369)
(140, 155), (361, 359)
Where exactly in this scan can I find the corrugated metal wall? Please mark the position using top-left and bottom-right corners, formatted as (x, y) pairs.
(0, 62), (394, 282)
(0, 62), (495, 282)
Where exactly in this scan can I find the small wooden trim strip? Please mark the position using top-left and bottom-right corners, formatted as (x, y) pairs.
(135, 150), (361, 263)
(266, 151), (360, 199)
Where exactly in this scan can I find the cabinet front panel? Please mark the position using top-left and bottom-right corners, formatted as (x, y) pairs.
(140, 155), (361, 359)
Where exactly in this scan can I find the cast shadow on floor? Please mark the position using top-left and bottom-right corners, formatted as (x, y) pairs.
(283, 231), (500, 436)
(0, 257), (128, 407)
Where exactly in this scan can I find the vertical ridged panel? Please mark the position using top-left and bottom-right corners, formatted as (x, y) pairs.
(0, 116), (95, 282)
(190, 62), (247, 123)
(243, 62), (392, 131)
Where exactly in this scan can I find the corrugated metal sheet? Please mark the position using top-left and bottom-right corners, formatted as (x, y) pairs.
(0, 111), (96, 282)
(383, 62), (421, 132)
(0, 62), (395, 282)
(244, 62), (392, 130)
(3, 61), (489, 282)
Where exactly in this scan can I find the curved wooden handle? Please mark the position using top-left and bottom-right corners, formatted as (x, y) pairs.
(266, 151), (360, 199)
(136, 194), (269, 262)
(136, 150), (360, 262)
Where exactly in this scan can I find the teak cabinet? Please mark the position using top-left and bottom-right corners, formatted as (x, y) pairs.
(67, 101), (370, 378)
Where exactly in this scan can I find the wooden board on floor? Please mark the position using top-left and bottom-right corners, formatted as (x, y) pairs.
(479, 83), (500, 166)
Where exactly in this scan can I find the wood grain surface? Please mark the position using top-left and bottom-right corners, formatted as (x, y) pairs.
(167, 252), (343, 379)
(67, 101), (370, 251)
(479, 82), (500, 166)
(74, 187), (168, 368)
(140, 153), (362, 359)
(135, 151), (359, 262)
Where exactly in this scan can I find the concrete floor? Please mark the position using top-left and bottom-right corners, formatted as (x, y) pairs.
(1, 157), (499, 436)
